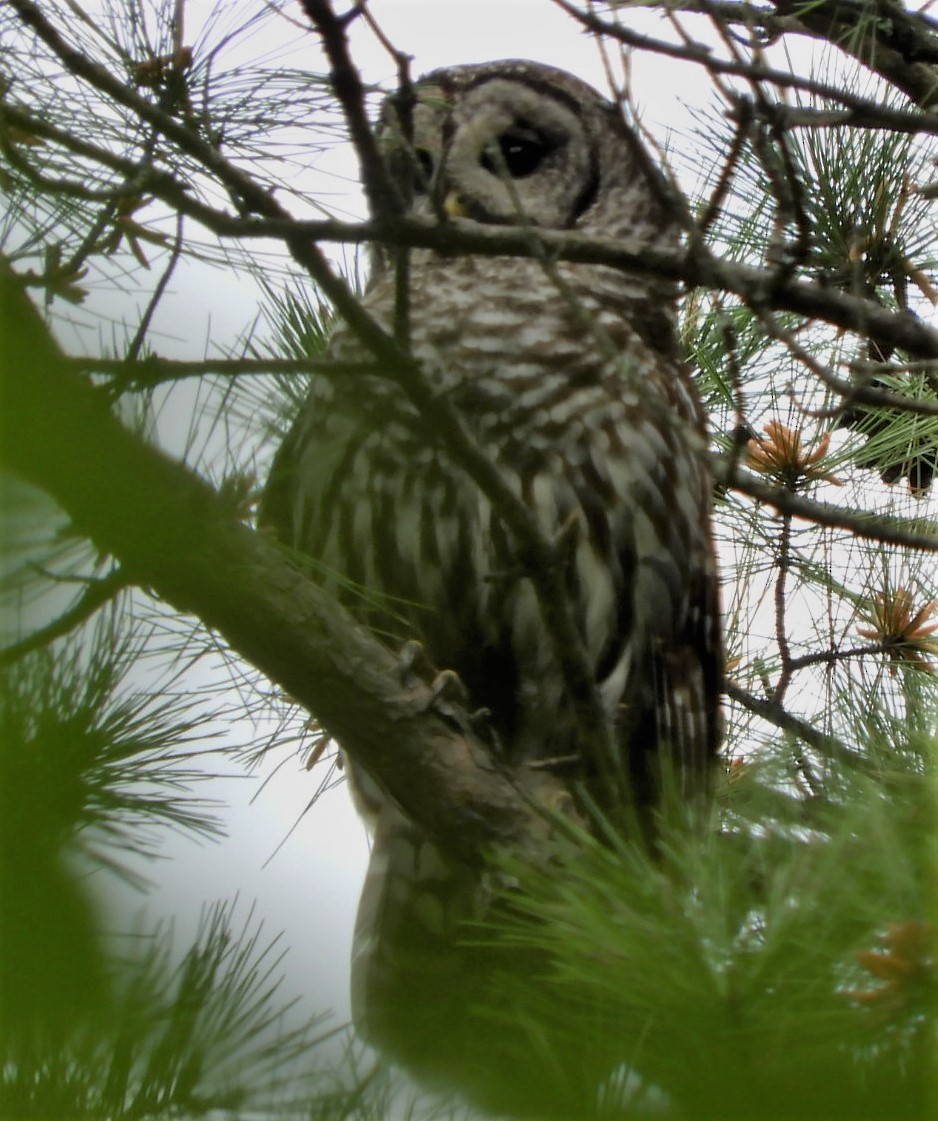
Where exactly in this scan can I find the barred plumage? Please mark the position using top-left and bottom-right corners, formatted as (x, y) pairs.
(262, 60), (722, 1106)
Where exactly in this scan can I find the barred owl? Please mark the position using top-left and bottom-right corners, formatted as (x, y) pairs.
(263, 61), (721, 1109)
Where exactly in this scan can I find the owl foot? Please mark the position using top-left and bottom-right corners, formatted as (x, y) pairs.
(397, 639), (468, 705)
(397, 640), (494, 740)
(397, 638), (442, 687)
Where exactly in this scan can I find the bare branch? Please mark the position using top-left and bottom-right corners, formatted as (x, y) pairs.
(714, 458), (938, 550)
(298, 0), (403, 219)
(251, 218), (938, 360)
(65, 356), (373, 388)
(554, 0), (938, 128)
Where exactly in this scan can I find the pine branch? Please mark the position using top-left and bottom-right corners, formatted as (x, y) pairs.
(64, 356), (373, 389)
(713, 457), (938, 550)
(0, 265), (564, 871)
(619, 0), (938, 109)
(771, 0), (938, 109)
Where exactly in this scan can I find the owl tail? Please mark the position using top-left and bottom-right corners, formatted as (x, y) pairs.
(350, 801), (487, 1065)
(350, 801), (624, 1116)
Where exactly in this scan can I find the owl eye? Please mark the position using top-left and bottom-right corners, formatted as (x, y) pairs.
(483, 129), (555, 180)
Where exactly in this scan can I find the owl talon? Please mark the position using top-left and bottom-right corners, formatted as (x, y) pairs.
(402, 645), (491, 741)
(423, 669), (477, 738)
(468, 707), (502, 753)
(397, 640), (470, 715)
(427, 667), (470, 709)
(397, 639), (436, 688)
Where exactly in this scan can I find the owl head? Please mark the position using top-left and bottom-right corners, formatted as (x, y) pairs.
(377, 60), (680, 246)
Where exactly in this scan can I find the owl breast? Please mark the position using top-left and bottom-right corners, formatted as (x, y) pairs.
(275, 254), (713, 777)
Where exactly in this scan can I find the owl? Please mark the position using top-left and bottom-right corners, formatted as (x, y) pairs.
(263, 60), (722, 1111)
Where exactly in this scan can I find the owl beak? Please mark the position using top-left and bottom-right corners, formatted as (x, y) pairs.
(443, 191), (468, 218)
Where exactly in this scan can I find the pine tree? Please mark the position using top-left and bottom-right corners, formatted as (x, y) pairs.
(1, 2), (936, 1118)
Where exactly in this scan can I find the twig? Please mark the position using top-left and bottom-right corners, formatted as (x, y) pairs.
(714, 457), (938, 550)
(125, 211), (185, 364)
(298, 0), (401, 219)
(771, 511), (794, 703)
(785, 640), (899, 673)
(698, 100), (753, 235)
(0, 568), (129, 668)
(724, 679), (853, 760)
(65, 355), (375, 387)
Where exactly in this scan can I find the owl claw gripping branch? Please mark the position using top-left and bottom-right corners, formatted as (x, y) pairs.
(262, 60), (722, 1112)
(395, 638), (478, 725)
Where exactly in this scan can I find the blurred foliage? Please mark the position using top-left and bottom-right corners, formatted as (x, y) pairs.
(480, 710), (936, 1118)
(0, 894), (404, 1120)
(0, 616), (435, 1118)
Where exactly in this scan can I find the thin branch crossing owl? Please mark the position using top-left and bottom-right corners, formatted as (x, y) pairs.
(263, 60), (722, 1109)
